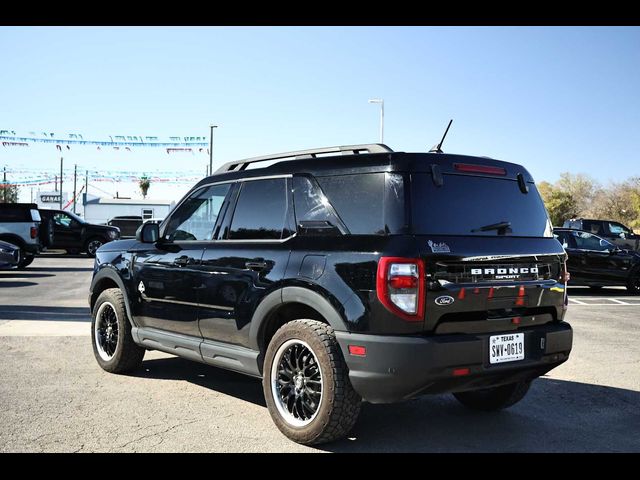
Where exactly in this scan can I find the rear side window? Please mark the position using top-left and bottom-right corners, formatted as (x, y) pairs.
(411, 173), (551, 237)
(317, 173), (385, 234)
(229, 178), (287, 240)
(292, 176), (344, 230)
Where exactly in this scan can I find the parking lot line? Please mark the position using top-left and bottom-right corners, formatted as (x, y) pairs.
(608, 299), (631, 305)
(569, 298), (588, 305)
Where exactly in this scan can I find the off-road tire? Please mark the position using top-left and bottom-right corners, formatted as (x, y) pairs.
(91, 288), (145, 373)
(453, 380), (531, 411)
(263, 319), (361, 445)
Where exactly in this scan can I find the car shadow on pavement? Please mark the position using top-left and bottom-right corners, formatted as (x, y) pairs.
(130, 357), (640, 452)
(322, 377), (640, 453)
(136, 356), (266, 407)
(0, 281), (38, 288)
(27, 267), (93, 272)
(0, 272), (55, 279)
(0, 305), (91, 322)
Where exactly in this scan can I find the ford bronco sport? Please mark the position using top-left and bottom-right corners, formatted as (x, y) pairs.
(88, 144), (573, 445)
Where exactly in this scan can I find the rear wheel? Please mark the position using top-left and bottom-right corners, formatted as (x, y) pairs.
(453, 380), (531, 411)
(84, 237), (105, 257)
(91, 288), (145, 373)
(263, 319), (361, 445)
(627, 267), (640, 294)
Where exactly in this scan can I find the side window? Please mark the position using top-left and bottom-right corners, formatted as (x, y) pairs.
(573, 231), (609, 251)
(292, 176), (344, 233)
(583, 221), (603, 235)
(228, 178), (287, 240)
(607, 222), (630, 235)
(53, 213), (73, 228)
(316, 173), (385, 234)
(164, 183), (230, 241)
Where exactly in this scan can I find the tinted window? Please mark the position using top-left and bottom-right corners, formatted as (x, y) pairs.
(293, 176), (344, 231)
(569, 231), (612, 251)
(164, 183), (230, 241)
(607, 222), (631, 235)
(53, 213), (77, 228)
(0, 207), (28, 221)
(317, 173), (385, 234)
(411, 174), (551, 237)
(229, 178), (287, 240)
(582, 221), (604, 235)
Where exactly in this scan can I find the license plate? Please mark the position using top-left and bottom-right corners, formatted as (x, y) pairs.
(489, 333), (524, 364)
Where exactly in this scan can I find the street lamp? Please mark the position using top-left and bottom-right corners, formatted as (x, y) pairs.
(368, 98), (384, 143)
(209, 125), (218, 176)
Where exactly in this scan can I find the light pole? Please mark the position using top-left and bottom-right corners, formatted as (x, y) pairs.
(209, 125), (218, 176)
(368, 98), (384, 143)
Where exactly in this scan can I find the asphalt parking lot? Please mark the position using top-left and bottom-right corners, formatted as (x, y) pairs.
(1, 255), (639, 452)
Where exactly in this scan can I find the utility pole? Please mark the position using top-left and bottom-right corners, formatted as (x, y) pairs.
(2, 166), (6, 203)
(73, 164), (77, 214)
(209, 125), (218, 177)
(59, 157), (63, 209)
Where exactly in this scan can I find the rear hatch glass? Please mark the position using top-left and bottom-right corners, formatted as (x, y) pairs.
(411, 173), (551, 237)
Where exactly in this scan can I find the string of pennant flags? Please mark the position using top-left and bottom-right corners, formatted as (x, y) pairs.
(1, 129), (215, 187)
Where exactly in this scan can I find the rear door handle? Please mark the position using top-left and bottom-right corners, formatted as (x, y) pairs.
(174, 255), (192, 267)
(245, 261), (268, 271)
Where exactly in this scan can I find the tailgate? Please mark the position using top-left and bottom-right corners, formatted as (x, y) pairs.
(416, 235), (567, 334)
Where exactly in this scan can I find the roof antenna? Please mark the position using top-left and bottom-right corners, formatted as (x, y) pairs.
(429, 119), (453, 153)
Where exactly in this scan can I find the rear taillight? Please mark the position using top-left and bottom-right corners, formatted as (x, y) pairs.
(30, 226), (38, 239)
(376, 257), (425, 322)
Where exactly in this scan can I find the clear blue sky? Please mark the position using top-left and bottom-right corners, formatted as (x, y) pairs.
(1, 26), (639, 199)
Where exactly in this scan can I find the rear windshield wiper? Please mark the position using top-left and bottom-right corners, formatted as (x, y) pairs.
(471, 221), (512, 234)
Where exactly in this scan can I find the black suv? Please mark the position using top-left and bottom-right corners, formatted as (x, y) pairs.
(554, 227), (640, 292)
(562, 218), (640, 251)
(39, 209), (120, 257)
(88, 144), (573, 445)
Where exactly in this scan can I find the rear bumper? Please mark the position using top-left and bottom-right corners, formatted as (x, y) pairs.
(335, 322), (572, 403)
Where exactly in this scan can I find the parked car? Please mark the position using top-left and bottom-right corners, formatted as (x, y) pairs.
(107, 216), (143, 238)
(562, 218), (640, 251)
(554, 228), (640, 293)
(0, 239), (21, 269)
(0, 202), (53, 268)
(38, 209), (120, 257)
(89, 143), (572, 445)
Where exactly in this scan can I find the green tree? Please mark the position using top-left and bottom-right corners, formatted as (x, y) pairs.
(0, 183), (19, 203)
(543, 188), (578, 227)
(139, 176), (151, 199)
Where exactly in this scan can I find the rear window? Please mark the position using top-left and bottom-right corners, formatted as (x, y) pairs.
(411, 173), (551, 237)
(0, 207), (30, 222)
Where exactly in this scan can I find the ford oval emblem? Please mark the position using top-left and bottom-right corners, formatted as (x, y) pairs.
(435, 295), (455, 306)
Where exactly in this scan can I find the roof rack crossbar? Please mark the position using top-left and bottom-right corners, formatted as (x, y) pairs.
(215, 143), (393, 174)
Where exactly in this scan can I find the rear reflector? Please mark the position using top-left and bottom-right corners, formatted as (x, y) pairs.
(454, 163), (507, 176)
(453, 368), (470, 377)
(348, 345), (366, 356)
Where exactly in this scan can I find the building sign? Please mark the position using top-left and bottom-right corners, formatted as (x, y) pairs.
(41, 194), (62, 203)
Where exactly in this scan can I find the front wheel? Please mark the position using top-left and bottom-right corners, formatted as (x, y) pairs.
(263, 319), (361, 445)
(453, 380), (531, 411)
(91, 288), (145, 373)
(17, 252), (34, 269)
(84, 237), (105, 257)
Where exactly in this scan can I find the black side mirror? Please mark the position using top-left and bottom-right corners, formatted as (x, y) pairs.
(136, 222), (159, 243)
